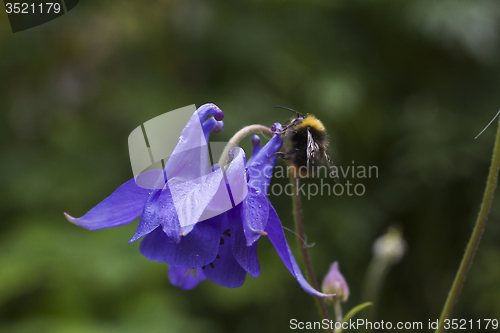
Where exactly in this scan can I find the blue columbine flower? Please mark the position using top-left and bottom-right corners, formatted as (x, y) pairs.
(65, 104), (332, 297)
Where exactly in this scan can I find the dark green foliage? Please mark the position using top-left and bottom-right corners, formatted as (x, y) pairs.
(1, 1), (500, 332)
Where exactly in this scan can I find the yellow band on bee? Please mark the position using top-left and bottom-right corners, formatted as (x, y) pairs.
(296, 115), (325, 131)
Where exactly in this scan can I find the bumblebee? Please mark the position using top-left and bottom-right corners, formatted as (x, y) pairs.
(274, 106), (339, 182)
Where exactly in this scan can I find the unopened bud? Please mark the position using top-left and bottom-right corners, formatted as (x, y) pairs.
(321, 261), (349, 303)
(372, 226), (406, 264)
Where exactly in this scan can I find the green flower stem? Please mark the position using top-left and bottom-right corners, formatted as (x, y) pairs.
(290, 174), (333, 333)
(436, 118), (500, 333)
(335, 302), (373, 333)
(360, 257), (387, 327)
(334, 301), (343, 324)
(217, 124), (273, 168)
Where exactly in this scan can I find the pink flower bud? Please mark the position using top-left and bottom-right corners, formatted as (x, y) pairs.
(321, 261), (349, 302)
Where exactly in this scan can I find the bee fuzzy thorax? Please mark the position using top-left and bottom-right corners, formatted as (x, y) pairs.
(295, 115), (325, 132)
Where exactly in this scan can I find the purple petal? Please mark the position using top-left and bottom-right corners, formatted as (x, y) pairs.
(224, 147), (248, 207)
(203, 214), (247, 288)
(161, 104), (224, 182)
(168, 265), (206, 290)
(241, 186), (269, 246)
(202, 117), (224, 141)
(168, 167), (224, 231)
(64, 170), (161, 231)
(247, 127), (283, 195)
(265, 204), (334, 298)
(246, 134), (262, 167)
(164, 108), (211, 181)
(132, 163), (224, 244)
(197, 103), (224, 123)
(155, 105), (226, 234)
(214, 121), (224, 132)
(133, 103), (226, 241)
(129, 187), (174, 243)
(229, 205), (260, 277)
(198, 167), (233, 223)
(139, 215), (222, 268)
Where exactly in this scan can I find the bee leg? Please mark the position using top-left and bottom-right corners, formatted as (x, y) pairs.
(269, 149), (297, 162)
(324, 149), (340, 183)
(269, 152), (286, 162)
(280, 120), (299, 133)
(275, 125), (289, 134)
(272, 130), (286, 136)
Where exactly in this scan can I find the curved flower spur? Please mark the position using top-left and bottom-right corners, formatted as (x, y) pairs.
(65, 104), (333, 297)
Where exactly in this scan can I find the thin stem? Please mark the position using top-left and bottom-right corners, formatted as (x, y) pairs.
(360, 257), (388, 329)
(334, 301), (343, 324)
(436, 118), (500, 332)
(217, 124), (273, 168)
(290, 174), (333, 333)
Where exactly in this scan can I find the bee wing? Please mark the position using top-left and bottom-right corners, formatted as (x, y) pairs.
(307, 129), (320, 160)
(324, 149), (340, 183)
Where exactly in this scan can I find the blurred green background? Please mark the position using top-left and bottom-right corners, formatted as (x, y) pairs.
(1, 0), (500, 332)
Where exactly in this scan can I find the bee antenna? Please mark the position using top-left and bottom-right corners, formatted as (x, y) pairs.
(274, 105), (304, 118)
